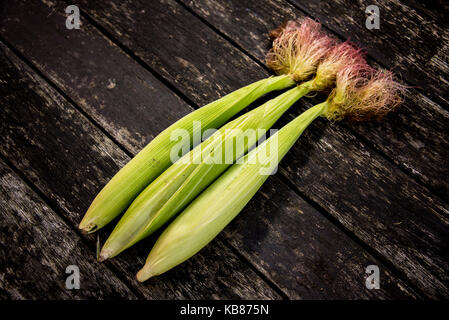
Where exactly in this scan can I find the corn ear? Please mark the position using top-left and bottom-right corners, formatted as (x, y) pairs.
(136, 101), (327, 281)
(100, 82), (313, 259)
(79, 75), (295, 232)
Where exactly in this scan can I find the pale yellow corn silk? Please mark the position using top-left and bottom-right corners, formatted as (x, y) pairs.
(266, 18), (334, 81)
(324, 64), (405, 121)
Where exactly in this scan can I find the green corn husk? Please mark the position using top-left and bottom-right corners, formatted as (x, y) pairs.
(136, 101), (328, 281)
(79, 75), (295, 232)
(100, 81), (314, 260)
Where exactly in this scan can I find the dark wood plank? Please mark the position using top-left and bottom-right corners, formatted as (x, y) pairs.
(348, 94), (449, 200)
(0, 42), (280, 299)
(287, 0), (449, 108)
(0, 0), (191, 155)
(278, 111), (449, 298)
(180, 0), (449, 109)
(399, 0), (449, 26)
(223, 177), (416, 299)
(72, 0), (267, 105)
(0, 0), (416, 299)
(179, 0), (449, 206)
(68, 0), (449, 297)
(0, 159), (137, 299)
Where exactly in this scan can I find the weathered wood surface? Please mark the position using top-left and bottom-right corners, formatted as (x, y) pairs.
(0, 0), (447, 299)
(61, 0), (448, 297)
(0, 42), (280, 299)
(0, 0), (417, 299)
(278, 113), (449, 298)
(288, 0), (449, 108)
(179, 0), (449, 205)
(1, 0), (191, 155)
(225, 176), (416, 299)
(181, 0), (449, 111)
(0, 159), (137, 299)
(399, 0), (449, 26)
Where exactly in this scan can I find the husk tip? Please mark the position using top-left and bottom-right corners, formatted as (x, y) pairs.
(136, 267), (154, 282)
(79, 211), (101, 233)
(79, 220), (98, 234)
(98, 249), (112, 262)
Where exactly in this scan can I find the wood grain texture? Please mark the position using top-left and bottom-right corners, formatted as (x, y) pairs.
(0, 42), (279, 299)
(222, 177), (416, 299)
(72, 0), (267, 105)
(180, 0), (449, 110)
(0, 159), (137, 299)
(278, 112), (449, 298)
(66, 0), (449, 297)
(0, 0), (416, 299)
(0, 0), (191, 156)
(399, 0), (449, 27)
(288, 0), (449, 108)
(179, 0), (449, 207)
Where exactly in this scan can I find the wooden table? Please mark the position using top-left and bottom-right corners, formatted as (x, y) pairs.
(0, 0), (448, 299)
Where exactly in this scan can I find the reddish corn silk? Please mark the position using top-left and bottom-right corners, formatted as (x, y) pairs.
(312, 42), (366, 91)
(324, 63), (406, 121)
(266, 18), (334, 81)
